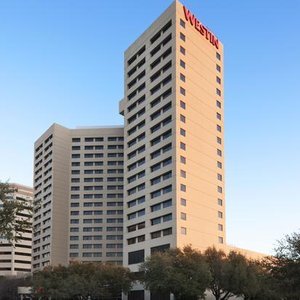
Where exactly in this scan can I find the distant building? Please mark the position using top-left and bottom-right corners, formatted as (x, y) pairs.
(0, 183), (33, 276)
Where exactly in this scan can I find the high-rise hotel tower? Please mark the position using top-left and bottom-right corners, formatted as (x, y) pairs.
(120, 0), (224, 277)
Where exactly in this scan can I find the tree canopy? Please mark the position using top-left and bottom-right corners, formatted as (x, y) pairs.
(204, 247), (249, 300)
(32, 262), (133, 300)
(140, 246), (210, 300)
(265, 231), (300, 299)
(0, 181), (32, 244)
(140, 245), (282, 300)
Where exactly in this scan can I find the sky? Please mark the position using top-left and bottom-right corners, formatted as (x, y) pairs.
(0, 0), (299, 255)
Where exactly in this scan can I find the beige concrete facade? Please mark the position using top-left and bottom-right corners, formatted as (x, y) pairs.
(0, 183), (33, 276)
(121, 0), (224, 274)
(120, 2), (226, 298)
(32, 124), (124, 271)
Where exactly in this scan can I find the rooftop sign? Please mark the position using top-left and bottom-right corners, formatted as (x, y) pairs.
(183, 6), (219, 49)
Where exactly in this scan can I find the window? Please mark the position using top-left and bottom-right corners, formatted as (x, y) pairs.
(216, 88), (221, 96)
(180, 19), (185, 28)
(217, 161), (222, 169)
(127, 45), (146, 66)
(180, 60), (185, 69)
(181, 227), (187, 235)
(180, 170), (186, 178)
(180, 87), (186, 96)
(218, 236), (224, 244)
(217, 125), (222, 132)
(70, 227), (79, 232)
(150, 20), (172, 44)
(218, 224), (223, 231)
(216, 100), (222, 108)
(151, 213), (172, 225)
(180, 32), (186, 41)
(217, 137), (222, 144)
(180, 114), (186, 123)
(128, 249), (144, 265)
(217, 174), (222, 181)
(180, 128), (186, 137)
(216, 64), (221, 72)
(151, 171), (172, 186)
(181, 212), (186, 220)
(180, 184), (186, 192)
(163, 227), (172, 236)
(180, 46), (186, 55)
(180, 100), (186, 109)
(180, 156), (186, 164)
(217, 112), (221, 120)
(151, 231), (161, 239)
(180, 142), (186, 151)
(181, 198), (186, 206)
(72, 138), (80, 142)
(218, 186), (223, 193)
(216, 52), (221, 60)
(150, 185), (172, 199)
(151, 156), (172, 172)
(180, 73), (185, 82)
(150, 199), (172, 212)
(216, 76), (221, 84)
(163, 214), (172, 222)
(218, 211), (223, 218)
(218, 198), (223, 206)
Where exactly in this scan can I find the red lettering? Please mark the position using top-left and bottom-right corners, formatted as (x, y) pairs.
(213, 37), (219, 49)
(195, 20), (201, 32)
(199, 24), (205, 35)
(202, 26), (209, 40)
(210, 32), (214, 44)
(183, 6), (195, 26)
(183, 6), (219, 50)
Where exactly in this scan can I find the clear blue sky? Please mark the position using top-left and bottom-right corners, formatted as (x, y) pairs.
(0, 0), (299, 255)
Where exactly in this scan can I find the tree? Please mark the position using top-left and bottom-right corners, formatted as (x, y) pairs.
(265, 231), (300, 300)
(32, 262), (133, 299)
(0, 275), (31, 300)
(242, 259), (280, 300)
(204, 247), (253, 300)
(0, 181), (32, 244)
(204, 247), (282, 300)
(140, 246), (211, 300)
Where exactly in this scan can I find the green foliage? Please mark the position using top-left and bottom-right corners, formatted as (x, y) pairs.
(0, 275), (31, 300)
(204, 247), (234, 300)
(242, 259), (280, 300)
(140, 246), (211, 300)
(141, 246), (278, 300)
(0, 181), (32, 244)
(32, 262), (133, 299)
(204, 247), (279, 300)
(265, 231), (300, 300)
